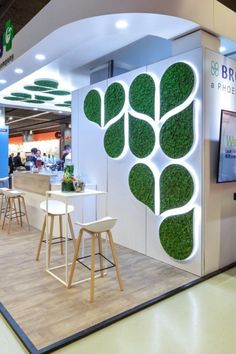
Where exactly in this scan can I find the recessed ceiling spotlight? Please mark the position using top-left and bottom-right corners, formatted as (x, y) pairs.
(115, 20), (128, 29)
(8, 116), (13, 120)
(14, 68), (23, 74)
(35, 54), (46, 61)
(220, 46), (226, 53)
(0, 79), (7, 84)
(33, 108), (38, 111)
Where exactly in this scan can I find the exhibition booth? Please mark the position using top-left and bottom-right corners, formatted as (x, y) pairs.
(0, 0), (236, 352)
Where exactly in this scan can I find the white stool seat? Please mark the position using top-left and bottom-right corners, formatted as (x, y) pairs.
(3, 189), (24, 197)
(0, 188), (10, 195)
(0, 177), (9, 182)
(75, 217), (117, 233)
(40, 200), (74, 215)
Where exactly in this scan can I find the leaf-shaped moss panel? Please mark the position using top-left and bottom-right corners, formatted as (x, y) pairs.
(160, 210), (194, 260)
(129, 163), (155, 212)
(104, 116), (125, 158)
(160, 103), (193, 158)
(84, 90), (101, 126)
(105, 83), (125, 124)
(160, 164), (194, 213)
(129, 114), (155, 158)
(129, 74), (155, 119)
(160, 62), (194, 118)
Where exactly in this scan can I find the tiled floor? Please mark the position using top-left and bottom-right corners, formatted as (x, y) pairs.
(54, 267), (236, 354)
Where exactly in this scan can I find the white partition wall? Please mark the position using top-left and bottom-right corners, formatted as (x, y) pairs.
(72, 48), (203, 276)
(204, 49), (236, 274)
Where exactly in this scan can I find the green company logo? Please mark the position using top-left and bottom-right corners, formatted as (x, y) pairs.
(3, 19), (14, 51)
(0, 19), (14, 58)
(211, 60), (219, 76)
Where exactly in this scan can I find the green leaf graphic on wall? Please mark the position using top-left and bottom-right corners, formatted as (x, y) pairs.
(159, 210), (194, 260)
(84, 89), (102, 126)
(160, 103), (194, 158)
(83, 60), (197, 261)
(160, 164), (194, 213)
(129, 163), (155, 213)
(160, 62), (194, 118)
(129, 73), (155, 119)
(129, 114), (155, 158)
(104, 116), (125, 158)
(105, 83), (125, 124)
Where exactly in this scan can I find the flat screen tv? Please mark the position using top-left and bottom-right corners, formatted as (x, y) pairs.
(217, 109), (236, 183)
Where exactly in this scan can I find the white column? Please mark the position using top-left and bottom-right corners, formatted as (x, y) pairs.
(0, 106), (5, 127)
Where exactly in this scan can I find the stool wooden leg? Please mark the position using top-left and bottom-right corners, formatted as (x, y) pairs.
(36, 216), (46, 261)
(21, 197), (30, 231)
(2, 198), (10, 230)
(90, 234), (96, 302)
(67, 229), (83, 288)
(2, 197), (9, 230)
(0, 195), (4, 225)
(7, 198), (13, 234)
(59, 215), (64, 255)
(17, 196), (22, 227)
(68, 214), (76, 248)
(13, 198), (19, 225)
(107, 231), (124, 291)
(98, 233), (104, 277)
(48, 215), (54, 265)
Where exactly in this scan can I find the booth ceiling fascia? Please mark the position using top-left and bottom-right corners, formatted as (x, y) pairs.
(0, 0), (236, 111)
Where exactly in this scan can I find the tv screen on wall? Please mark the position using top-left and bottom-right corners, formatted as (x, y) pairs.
(217, 110), (236, 183)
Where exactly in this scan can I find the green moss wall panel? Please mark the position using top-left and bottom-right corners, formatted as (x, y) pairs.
(160, 164), (194, 213)
(129, 114), (155, 158)
(160, 103), (194, 158)
(84, 90), (102, 126)
(159, 210), (194, 260)
(105, 83), (125, 124)
(129, 163), (155, 212)
(160, 62), (194, 118)
(129, 74), (155, 119)
(104, 116), (125, 158)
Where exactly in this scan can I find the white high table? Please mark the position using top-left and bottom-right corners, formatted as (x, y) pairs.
(45, 189), (106, 287)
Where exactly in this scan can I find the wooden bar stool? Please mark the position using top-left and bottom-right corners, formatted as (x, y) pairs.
(2, 190), (30, 234)
(67, 217), (124, 302)
(0, 187), (9, 226)
(36, 200), (76, 263)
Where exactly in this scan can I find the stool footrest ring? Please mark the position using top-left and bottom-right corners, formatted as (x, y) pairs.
(77, 252), (115, 272)
(42, 236), (73, 245)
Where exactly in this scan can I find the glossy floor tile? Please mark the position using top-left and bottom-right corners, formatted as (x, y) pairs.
(54, 267), (236, 354)
(0, 315), (29, 354)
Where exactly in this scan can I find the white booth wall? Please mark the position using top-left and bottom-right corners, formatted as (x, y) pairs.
(204, 49), (236, 274)
(72, 48), (203, 276)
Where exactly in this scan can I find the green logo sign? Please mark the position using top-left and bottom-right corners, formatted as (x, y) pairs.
(3, 19), (14, 52)
(211, 60), (219, 76)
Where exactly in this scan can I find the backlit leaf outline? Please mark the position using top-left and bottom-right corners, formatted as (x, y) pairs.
(159, 210), (194, 260)
(105, 82), (125, 125)
(104, 115), (125, 158)
(160, 164), (194, 213)
(160, 103), (194, 159)
(160, 62), (194, 118)
(129, 163), (155, 213)
(129, 73), (155, 119)
(84, 89), (102, 127)
(129, 114), (156, 158)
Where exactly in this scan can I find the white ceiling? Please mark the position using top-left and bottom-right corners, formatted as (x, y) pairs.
(0, 13), (200, 112)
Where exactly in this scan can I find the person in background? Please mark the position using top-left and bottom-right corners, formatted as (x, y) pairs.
(29, 147), (38, 165)
(42, 153), (48, 164)
(62, 145), (71, 162)
(8, 153), (14, 174)
(13, 152), (22, 168)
